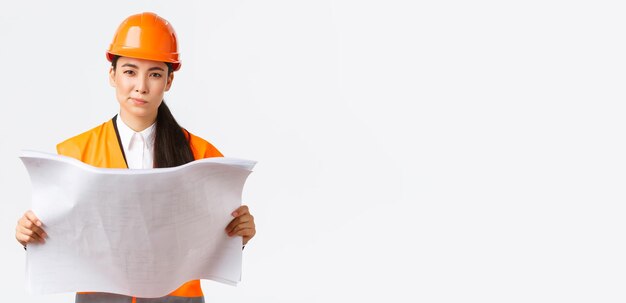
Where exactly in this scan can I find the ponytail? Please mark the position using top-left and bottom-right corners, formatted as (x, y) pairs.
(153, 102), (195, 168)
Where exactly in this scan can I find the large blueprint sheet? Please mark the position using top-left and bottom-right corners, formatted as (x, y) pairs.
(19, 151), (255, 298)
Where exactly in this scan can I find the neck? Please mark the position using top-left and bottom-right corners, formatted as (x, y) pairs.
(119, 111), (156, 132)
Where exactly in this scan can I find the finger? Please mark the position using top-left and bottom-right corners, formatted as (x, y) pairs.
(231, 205), (249, 217)
(231, 227), (255, 238)
(17, 227), (44, 244)
(225, 214), (254, 233)
(229, 226), (255, 238)
(31, 226), (47, 240)
(24, 210), (43, 228)
(18, 217), (47, 239)
(15, 228), (29, 246)
(228, 221), (255, 236)
(225, 217), (240, 234)
(20, 233), (43, 244)
(17, 225), (45, 242)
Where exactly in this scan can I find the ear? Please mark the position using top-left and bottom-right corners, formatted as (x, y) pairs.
(164, 72), (174, 92)
(109, 67), (116, 87)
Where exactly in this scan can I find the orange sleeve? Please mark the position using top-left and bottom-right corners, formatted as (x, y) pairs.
(186, 130), (223, 160)
(56, 140), (80, 159)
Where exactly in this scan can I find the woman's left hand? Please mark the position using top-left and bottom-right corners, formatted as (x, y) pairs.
(225, 205), (256, 245)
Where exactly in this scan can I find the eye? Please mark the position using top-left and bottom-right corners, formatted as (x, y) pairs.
(123, 70), (135, 76)
(150, 73), (163, 78)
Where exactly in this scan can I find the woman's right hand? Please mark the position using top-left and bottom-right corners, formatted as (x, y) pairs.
(15, 210), (46, 247)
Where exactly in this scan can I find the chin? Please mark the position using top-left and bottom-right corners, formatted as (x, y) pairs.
(137, 111), (157, 118)
(127, 107), (156, 118)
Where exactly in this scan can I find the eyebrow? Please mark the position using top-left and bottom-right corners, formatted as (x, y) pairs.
(120, 63), (165, 72)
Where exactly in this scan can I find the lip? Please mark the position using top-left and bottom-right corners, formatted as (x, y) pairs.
(130, 98), (148, 105)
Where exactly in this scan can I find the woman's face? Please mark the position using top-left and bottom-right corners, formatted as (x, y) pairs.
(109, 56), (174, 123)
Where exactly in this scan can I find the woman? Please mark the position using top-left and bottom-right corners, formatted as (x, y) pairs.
(14, 12), (256, 303)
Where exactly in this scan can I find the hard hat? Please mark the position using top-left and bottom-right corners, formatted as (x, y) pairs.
(106, 12), (181, 71)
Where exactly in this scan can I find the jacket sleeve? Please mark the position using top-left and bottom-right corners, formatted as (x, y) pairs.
(186, 130), (223, 160)
(56, 138), (83, 160)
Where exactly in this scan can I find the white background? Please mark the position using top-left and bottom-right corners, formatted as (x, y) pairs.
(1, 0), (625, 302)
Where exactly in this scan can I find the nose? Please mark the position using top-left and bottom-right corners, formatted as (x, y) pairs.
(135, 77), (148, 94)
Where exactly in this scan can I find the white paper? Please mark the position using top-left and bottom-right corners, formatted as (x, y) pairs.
(19, 150), (256, 298)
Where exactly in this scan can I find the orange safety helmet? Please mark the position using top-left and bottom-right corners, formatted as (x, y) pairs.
(106, 12), (181, 71)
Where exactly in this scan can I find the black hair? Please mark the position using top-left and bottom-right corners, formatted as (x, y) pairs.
(111, 55), (195, 168)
